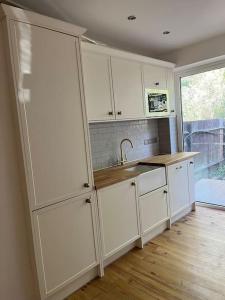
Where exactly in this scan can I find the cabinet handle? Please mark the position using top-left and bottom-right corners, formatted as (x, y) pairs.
(163, 190), (168, 194)
(176, 166), (182, 170)
(131, 182), (136, 186)
(108, 111), (113, 115)
(155, 82), (159, 86)
(83, 183), (90, 188)
(86, 198), (92, 204)
(170, 110), (175, 113)
(117, 111), (122, 115)
(190, 161), (194, 165)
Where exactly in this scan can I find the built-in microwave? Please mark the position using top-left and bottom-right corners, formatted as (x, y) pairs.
(144, 89), (169, 117)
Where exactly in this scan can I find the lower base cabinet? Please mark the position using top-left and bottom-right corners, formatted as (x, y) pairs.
(188, 159), (195, 204)
(32, 193), (99, 298)
(140, 186), (169, 235)
(97, 179), (140, 259)
(167, 160), (190, 217)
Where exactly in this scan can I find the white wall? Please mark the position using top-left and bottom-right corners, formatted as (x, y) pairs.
(159, 33), (225, 67)
(0, 24), (38, 300)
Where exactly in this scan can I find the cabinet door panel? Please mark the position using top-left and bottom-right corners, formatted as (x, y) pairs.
(11, 22), (92, 209)
(143, 64), (167, 90)
(168, 161), (189, 216)
(140, 186), (169, 234)
(167, 69), (175, 115)
(111, 57), (144, 119)
(33, 194), (98, 297)
(98, 179), (139, 258)
(82, 51), (115, 121)
(188, 159), (195, 204)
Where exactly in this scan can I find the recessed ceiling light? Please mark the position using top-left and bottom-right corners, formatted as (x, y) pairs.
(128, 15), (136, 21)
(163, 30), (170, 35)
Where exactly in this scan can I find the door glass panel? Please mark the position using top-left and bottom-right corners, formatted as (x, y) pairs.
(181, 67), (225, 206)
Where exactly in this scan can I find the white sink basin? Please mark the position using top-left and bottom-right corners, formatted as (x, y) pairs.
(125, 164), (160, 174)
(125, 164), (166, 196)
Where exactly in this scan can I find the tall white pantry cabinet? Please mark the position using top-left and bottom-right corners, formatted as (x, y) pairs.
(0, 4), (100, 300)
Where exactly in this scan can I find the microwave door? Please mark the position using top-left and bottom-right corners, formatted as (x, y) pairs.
(148, 95), (157, 112)
(145, 89), (169, 116)
(148, 95), (161, 112)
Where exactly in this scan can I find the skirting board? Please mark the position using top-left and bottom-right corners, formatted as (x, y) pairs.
(104, 221), (169, 268)
(141, 221), (168, 246)
(46, 267), (98, 300)
(104, 241), (138, 268)
(47, 204), (195, 299)
(171, 204), (194, 224)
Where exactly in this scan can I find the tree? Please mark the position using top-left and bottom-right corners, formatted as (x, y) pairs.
(181, 68), (225, 121)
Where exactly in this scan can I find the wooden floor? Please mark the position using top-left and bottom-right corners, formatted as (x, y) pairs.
(67, 206), (225, 300)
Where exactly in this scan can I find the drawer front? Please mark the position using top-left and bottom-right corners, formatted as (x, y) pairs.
(137, 167), (166, 196)
(140, 186), (169, 234)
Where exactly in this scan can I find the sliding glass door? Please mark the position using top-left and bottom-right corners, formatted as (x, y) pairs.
(180, 67), (225, 206)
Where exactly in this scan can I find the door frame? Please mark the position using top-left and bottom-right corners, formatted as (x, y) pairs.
(174, 57), (225, 151)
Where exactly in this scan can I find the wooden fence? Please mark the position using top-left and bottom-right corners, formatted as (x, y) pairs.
(183, 119), (225, 178)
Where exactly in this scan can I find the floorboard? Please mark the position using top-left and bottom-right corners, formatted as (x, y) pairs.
(66, 206), (225, 300)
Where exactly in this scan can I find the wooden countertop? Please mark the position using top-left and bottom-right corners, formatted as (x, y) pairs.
(140, 152), (199, 166)
(94, 152), (199, 190)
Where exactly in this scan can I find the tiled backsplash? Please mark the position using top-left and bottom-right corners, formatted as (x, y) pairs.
(89, 119), (159, 170)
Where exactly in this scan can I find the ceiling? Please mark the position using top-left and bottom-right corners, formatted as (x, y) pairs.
(11, 0), (225, 57)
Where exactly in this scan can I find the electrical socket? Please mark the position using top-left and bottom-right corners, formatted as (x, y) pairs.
(144, 137), (158, 145)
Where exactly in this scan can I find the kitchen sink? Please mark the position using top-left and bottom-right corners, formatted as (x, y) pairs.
(125, 163), (166, 196)
(125, 164), (160, 174)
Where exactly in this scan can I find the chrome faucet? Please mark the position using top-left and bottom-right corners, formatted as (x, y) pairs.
(120, 138), (133, 165)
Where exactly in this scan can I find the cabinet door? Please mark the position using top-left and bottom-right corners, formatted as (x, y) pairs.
(188, 159), (195, 204)
(167, 160), (189, 217)
(140, 186), (169, 235)
(111, 57), (144, 119)
(167, 69), (176, 115)
(98, 179), (139, 258)
(82, 51), (115, 121)
(143, 64), (167, 90)
(33, 194), (98, 297)
(10, 22), (92, 209)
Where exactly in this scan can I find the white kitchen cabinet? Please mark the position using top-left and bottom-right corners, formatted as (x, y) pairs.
(33, 193), (98, 298)
(188, 159), (195, 204)
(81, 43), (175, 122)
(140, 186), (169, 235)
(110, 57), (145, 119)
(167, 69), (176, 115)
(82, 51), (115, 121)
(143, 64), (167, 90)
(167, 160), (190, 217)
(143, 64), (175, 115)
(97, 179), (140, 258)
(1, 4), (98, 300)
(10, 22), (92, 210)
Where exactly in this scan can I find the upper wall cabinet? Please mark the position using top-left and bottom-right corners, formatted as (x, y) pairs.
(82, 51), (115, 121)
(143, 64), (167, 90)
(81, 42), (175, 122)
(10, 22), (93, 210)
(167, 69), (176, 115)
(143, 65), (175, 115)
(111, 57), (144, 119)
